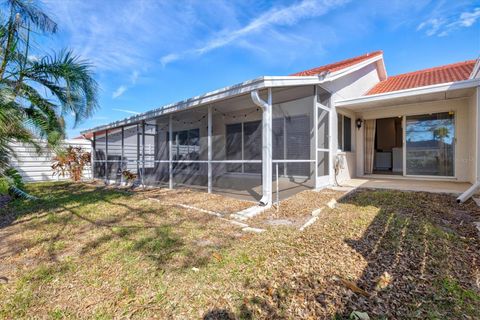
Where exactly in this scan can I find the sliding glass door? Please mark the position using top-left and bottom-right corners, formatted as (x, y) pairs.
(405, 112), (455, 177)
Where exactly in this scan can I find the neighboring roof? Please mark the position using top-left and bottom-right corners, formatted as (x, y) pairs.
(74, 133), (93, 140)
(291, 50), (383, 76)
(366, 60), (476, 95)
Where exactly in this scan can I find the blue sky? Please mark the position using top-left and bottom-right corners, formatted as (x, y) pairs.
(41, 0), (480, 138)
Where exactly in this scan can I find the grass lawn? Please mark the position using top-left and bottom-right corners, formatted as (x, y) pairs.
(0, 182), (479, 319)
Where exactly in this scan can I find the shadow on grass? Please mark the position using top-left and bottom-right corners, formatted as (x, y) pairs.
(0, 183), (129, 260)
(0, 181), (236, 274)
(202, 189), (480, 319)
(0, 182), (128, 228)
(331, 189), (480, 319)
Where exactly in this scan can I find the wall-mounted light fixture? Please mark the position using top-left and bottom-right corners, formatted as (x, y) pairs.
(356, 118), (363, 129)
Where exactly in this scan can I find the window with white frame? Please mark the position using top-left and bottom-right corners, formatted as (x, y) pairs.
(226, 120), (262, 174)
(171, 128), (200, 171)
(338, 114), (352, 152)
(225, 115), (310, 176)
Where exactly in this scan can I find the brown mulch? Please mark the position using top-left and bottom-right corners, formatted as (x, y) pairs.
(2, 183), (479, 319)
(136, 187), (255, 214)
(237, 189), (480, 319)
(347, 188), (480, 238)
(250, 189), (346, 228)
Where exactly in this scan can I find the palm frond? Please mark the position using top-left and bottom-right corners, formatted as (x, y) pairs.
(23, 49), (99, 125)
(0, 0), (98, 190)
(8, 184), (37, 200)
(6, 0), (57, 33)
(0, 97), (40, 164)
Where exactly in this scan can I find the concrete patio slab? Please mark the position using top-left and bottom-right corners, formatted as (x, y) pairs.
(343, 178), (472, 194)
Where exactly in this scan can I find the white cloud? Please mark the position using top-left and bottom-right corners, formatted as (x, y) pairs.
(458, 7), (480, 27)
(112, 108), (140, 115)
(160, 53), (180, 67)
(112, 70), (141, 98)
(161, 0), (348, 66)
(417, 6), (480, 36)
(112, 85), (127, 99)
(417, 18), (445, 36)
(28, 54), (39, 62)
(43, 0), (202, 72)
(130, 70), (139, 84)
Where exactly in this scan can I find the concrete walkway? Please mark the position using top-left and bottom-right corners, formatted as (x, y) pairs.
(343, 177), (472, 194)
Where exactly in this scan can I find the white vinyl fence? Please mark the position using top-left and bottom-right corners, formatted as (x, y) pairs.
(8, 139), (92, 182)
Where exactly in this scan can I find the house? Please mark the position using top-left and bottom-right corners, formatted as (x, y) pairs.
(81, 51), (480, 206)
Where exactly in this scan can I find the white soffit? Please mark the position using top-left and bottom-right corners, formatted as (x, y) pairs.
(335, 79), (480, 110)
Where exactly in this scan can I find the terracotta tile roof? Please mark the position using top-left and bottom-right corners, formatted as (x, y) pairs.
(366, 60), (476, 95)
(291, 50), (383, 76)
(75, 132), (101, 139)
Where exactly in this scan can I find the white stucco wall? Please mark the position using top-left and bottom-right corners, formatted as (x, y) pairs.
(468, 88), (480, 183)
(324, 62), (381, 101)
(468, 92), (478, 183)
(335, 107), (357, 182)
(317, 61), (383, 183)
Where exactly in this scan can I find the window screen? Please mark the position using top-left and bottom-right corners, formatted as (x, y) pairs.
(226, 115), (311, 177)
(107, 128), (123, 180)
(123, 125), (138, 174)
(286, 115), (310, 176)
(243, 120), (262, 174)
(94, 132), (106, 179)
(172, 129), (199, 159)
(318, 109), (329, 150)
(226, 123), (242, 172)
(272, 118), (285, 175)
(139, 124), (157, 169)
(188, 128), (200, 147)
(171, 128), (200, 173)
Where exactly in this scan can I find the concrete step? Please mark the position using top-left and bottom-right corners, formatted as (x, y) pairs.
(231, 205), (267, 220)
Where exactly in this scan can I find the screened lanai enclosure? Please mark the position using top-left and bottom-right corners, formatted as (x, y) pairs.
(91, 85), (332, 204)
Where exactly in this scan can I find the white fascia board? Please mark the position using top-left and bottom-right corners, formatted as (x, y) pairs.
(322, 54), (384, 82)
(470, 58), (480, 79)
(81, 76), (321, 134)
(377, 57), (388, 80)
(263, 76), (324, 87)
(335, 78), (480, 108)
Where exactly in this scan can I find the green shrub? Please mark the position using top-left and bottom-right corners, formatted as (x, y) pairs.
(0, 167), (27, 198)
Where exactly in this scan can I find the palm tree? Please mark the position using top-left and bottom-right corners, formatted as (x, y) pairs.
(0, 0), (98, 196)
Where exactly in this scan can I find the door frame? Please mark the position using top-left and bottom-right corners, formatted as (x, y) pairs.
(315, 86), (331, 188)
(363, 111), (457, 179)
(402, 111), (457, 179)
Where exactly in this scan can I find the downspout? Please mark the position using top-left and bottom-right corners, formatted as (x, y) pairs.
(457, 182), (480, 203)
(251, 89), (272, 207)
(251, 90), (269, 110)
